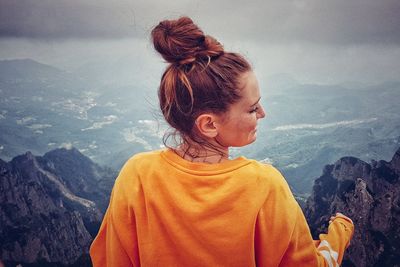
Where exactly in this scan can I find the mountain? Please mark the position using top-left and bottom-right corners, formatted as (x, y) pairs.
(304, 147), (400, 267)
(0, 147), (116, 266)
(0, 59), (63, 83)
(40, 147), (115, 213)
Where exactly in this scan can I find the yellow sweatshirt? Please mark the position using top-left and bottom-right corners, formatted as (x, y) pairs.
(90, 149), (354, 267)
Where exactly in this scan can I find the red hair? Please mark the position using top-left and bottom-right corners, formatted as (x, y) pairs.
(151, 17), (251, 145)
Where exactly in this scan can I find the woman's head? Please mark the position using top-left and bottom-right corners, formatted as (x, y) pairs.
(151, 16), (263, 149)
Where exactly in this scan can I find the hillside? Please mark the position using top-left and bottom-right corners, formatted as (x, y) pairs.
(0, 147), (116, 266)
(304, 147), (400, 266)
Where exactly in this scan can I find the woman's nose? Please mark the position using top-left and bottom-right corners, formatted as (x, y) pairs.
(257, 105), (266, 119)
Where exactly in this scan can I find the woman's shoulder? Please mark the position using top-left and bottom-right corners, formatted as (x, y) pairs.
(246, 159), (286, 180)
(114, 150), (165, 186)
(116, 149), (164, 176)
(246, 161), (299, 215)
(244, 159), (293, 194)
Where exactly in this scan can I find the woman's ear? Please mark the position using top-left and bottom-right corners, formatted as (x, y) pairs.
(195, 114), (218, 138)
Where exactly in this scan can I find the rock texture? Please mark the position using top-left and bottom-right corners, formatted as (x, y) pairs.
(0, 148), (115, 266)
(305, 147), (400, 267)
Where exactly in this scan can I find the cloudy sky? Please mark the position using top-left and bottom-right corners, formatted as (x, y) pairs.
(0, 0), (399, 84)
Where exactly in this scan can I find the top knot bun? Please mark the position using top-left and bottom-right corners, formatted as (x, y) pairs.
(151, 17), (224, 65)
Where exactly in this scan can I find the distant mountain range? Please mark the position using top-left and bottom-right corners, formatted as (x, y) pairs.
(0, 58), (399, 194)
(0, 147), (116, 266)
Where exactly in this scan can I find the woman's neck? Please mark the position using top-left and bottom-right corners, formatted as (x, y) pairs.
(174, 141), (229, 164)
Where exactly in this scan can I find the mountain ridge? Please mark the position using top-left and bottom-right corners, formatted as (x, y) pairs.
(0, 147), (115, 266)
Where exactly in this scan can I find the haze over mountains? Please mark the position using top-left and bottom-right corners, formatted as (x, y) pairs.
(0, 58), (399, 194)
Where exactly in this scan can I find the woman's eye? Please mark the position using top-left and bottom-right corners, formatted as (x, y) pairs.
(250, 107), (259, 113)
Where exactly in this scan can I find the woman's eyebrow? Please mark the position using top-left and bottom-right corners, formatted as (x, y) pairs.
(250, 97), (261, 107)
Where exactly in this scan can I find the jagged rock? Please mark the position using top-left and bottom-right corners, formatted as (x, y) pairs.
(304, 147), (400, 267)
(0, 148), (115, 266)
(41, 147), (115, 212)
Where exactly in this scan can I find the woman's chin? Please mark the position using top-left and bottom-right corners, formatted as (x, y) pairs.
(247, 134), (257, 144)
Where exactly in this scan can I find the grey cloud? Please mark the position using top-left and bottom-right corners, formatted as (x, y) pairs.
(0, 0), (399, 45)
(196, 0), (400, 45)
(0, 0), (140, 39)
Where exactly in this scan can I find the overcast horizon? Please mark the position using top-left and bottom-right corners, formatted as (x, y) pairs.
(1, 0), (399, 85)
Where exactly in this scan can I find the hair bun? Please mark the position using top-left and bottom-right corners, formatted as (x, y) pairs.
(151, 16), (223, 65)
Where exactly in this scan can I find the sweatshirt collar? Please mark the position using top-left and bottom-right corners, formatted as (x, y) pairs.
(160, 148), (251, 175)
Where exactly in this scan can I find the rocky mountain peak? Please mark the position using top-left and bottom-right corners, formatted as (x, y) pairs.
(42, 146), (116, 212)
(44, 147), (85, 160)
(0, 148), (115, 266)
(12, 151), (36, 164)
(304, 147), (400, 267)
(390, 147), (400, 171)
(331, 156), (372, 182)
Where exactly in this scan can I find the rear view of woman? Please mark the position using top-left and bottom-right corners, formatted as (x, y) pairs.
(90, 16), (354, 266)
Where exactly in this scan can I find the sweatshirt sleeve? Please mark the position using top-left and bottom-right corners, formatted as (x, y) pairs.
(254, 165), (354, 267)
(279, 206), (354, 267)
(90, 159), (140, 267)
(316, 215), (354, 266)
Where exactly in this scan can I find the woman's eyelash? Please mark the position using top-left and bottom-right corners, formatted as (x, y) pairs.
(250, 107), (259, 113)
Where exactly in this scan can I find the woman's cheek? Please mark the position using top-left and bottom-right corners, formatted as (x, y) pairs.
(248, 114), (258, 128)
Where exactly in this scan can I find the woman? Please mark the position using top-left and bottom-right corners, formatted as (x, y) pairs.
(90, 16), (353, 266)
